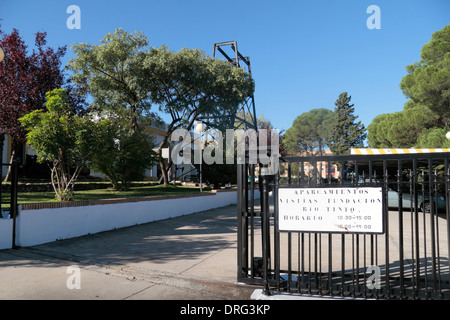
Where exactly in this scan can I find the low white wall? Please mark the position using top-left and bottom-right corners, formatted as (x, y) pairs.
(0, 189), (259, 249)
(0, 218), (13, 250)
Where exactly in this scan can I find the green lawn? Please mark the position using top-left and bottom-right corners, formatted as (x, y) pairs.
(1, 184), (209, 207)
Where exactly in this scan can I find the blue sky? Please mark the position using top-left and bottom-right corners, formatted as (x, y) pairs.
(1, 0), (449, 135)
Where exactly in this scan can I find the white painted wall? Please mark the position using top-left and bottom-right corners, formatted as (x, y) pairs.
(0, 219), (13, 249)
(0, 190), (259, 250)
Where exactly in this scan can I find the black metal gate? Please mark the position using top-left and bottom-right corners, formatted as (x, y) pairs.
(237, 153), (450, 299)
(1, 160), (19, 248)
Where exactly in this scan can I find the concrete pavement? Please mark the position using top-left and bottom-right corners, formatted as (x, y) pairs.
(4, 198), (440, 301)
(0, 204), (257, 300)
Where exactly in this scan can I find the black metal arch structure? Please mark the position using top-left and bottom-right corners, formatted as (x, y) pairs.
(209, 41), (258, 132)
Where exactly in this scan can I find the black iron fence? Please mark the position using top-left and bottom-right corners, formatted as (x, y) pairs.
(237, 153), (450, 299)
(1, 160), (19, 248)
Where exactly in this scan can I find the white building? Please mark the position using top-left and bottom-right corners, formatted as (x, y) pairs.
(1, 122), (201, 183)
(0, 124), (171, 181)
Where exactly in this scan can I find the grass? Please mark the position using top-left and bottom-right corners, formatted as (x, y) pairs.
(1, 183), (210, 207)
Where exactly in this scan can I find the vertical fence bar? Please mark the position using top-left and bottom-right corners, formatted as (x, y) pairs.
(369, 160), (375, 275)
(413, 159), (420, 297)
(274, 165), (281, 291)
(340, 160), (345, 295)
(299, 161), (305, 291)
(428, 159), (437, 293)
(327, 160), (333, 295)
(313, 159), (319, 291)
(446, 158), (450, 286)
(421, 169), (429, 295)
(354, 160), (360, 294)
(287, 162), (292, 291)
(382, 160), (389, 299)
(433, 164), (439, 295)
(408, 168), (416, 299)
(237, 163), (244, 281)
(261, 169), (271, 295)
(397, 160), (405, 298)
(244, 161), (249, 278)
(307, 164), (312, 294)
(11, 161), (18, 249)
(245, 163), (250, 279)
(249, 164), (255, 280)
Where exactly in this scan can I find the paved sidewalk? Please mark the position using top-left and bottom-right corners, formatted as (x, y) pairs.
(0, 204), (256, 300)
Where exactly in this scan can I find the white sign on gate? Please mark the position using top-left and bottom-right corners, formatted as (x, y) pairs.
(278, 187), (384, 234)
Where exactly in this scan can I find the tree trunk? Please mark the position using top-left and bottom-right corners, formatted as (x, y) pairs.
(3, 149), (15, 182)
(159, 157), (168, 186)
(157, 121), (175, 186)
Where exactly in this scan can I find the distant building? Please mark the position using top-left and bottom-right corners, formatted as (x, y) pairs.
(282, 150), (340, 180)
(1, 134), (27, 178)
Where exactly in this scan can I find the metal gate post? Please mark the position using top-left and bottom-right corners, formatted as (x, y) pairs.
(261, 168), (271, 295)
(237, 162), (245, 281)
(446, 161), (450, 282)
(11, 160), (18, 249)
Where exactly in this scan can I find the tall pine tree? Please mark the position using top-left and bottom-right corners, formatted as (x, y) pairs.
(328, 92), (366, 155)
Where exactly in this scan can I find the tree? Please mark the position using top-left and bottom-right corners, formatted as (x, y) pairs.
(67, 29), (161, 189)
(145, 46), (254, 185)
(0, 27), (66, 180)
(82, 119), (157, 190)
(390, 105), (439, 147)
(416, 127), (450, 148)
(19, 89), (89, 201)
(328, 92), (366, 155)
(368, 103), (443, 148)
(369, 25), (450, 149)
(67, 28), (160, 131)
(400, 24), (450, 122)
(67, 29), (253, 185)
(284, 108), (333, 156)
(367, 113), (393, 148)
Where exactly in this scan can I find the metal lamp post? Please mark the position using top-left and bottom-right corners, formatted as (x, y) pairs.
(195, 122), (205, 192)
